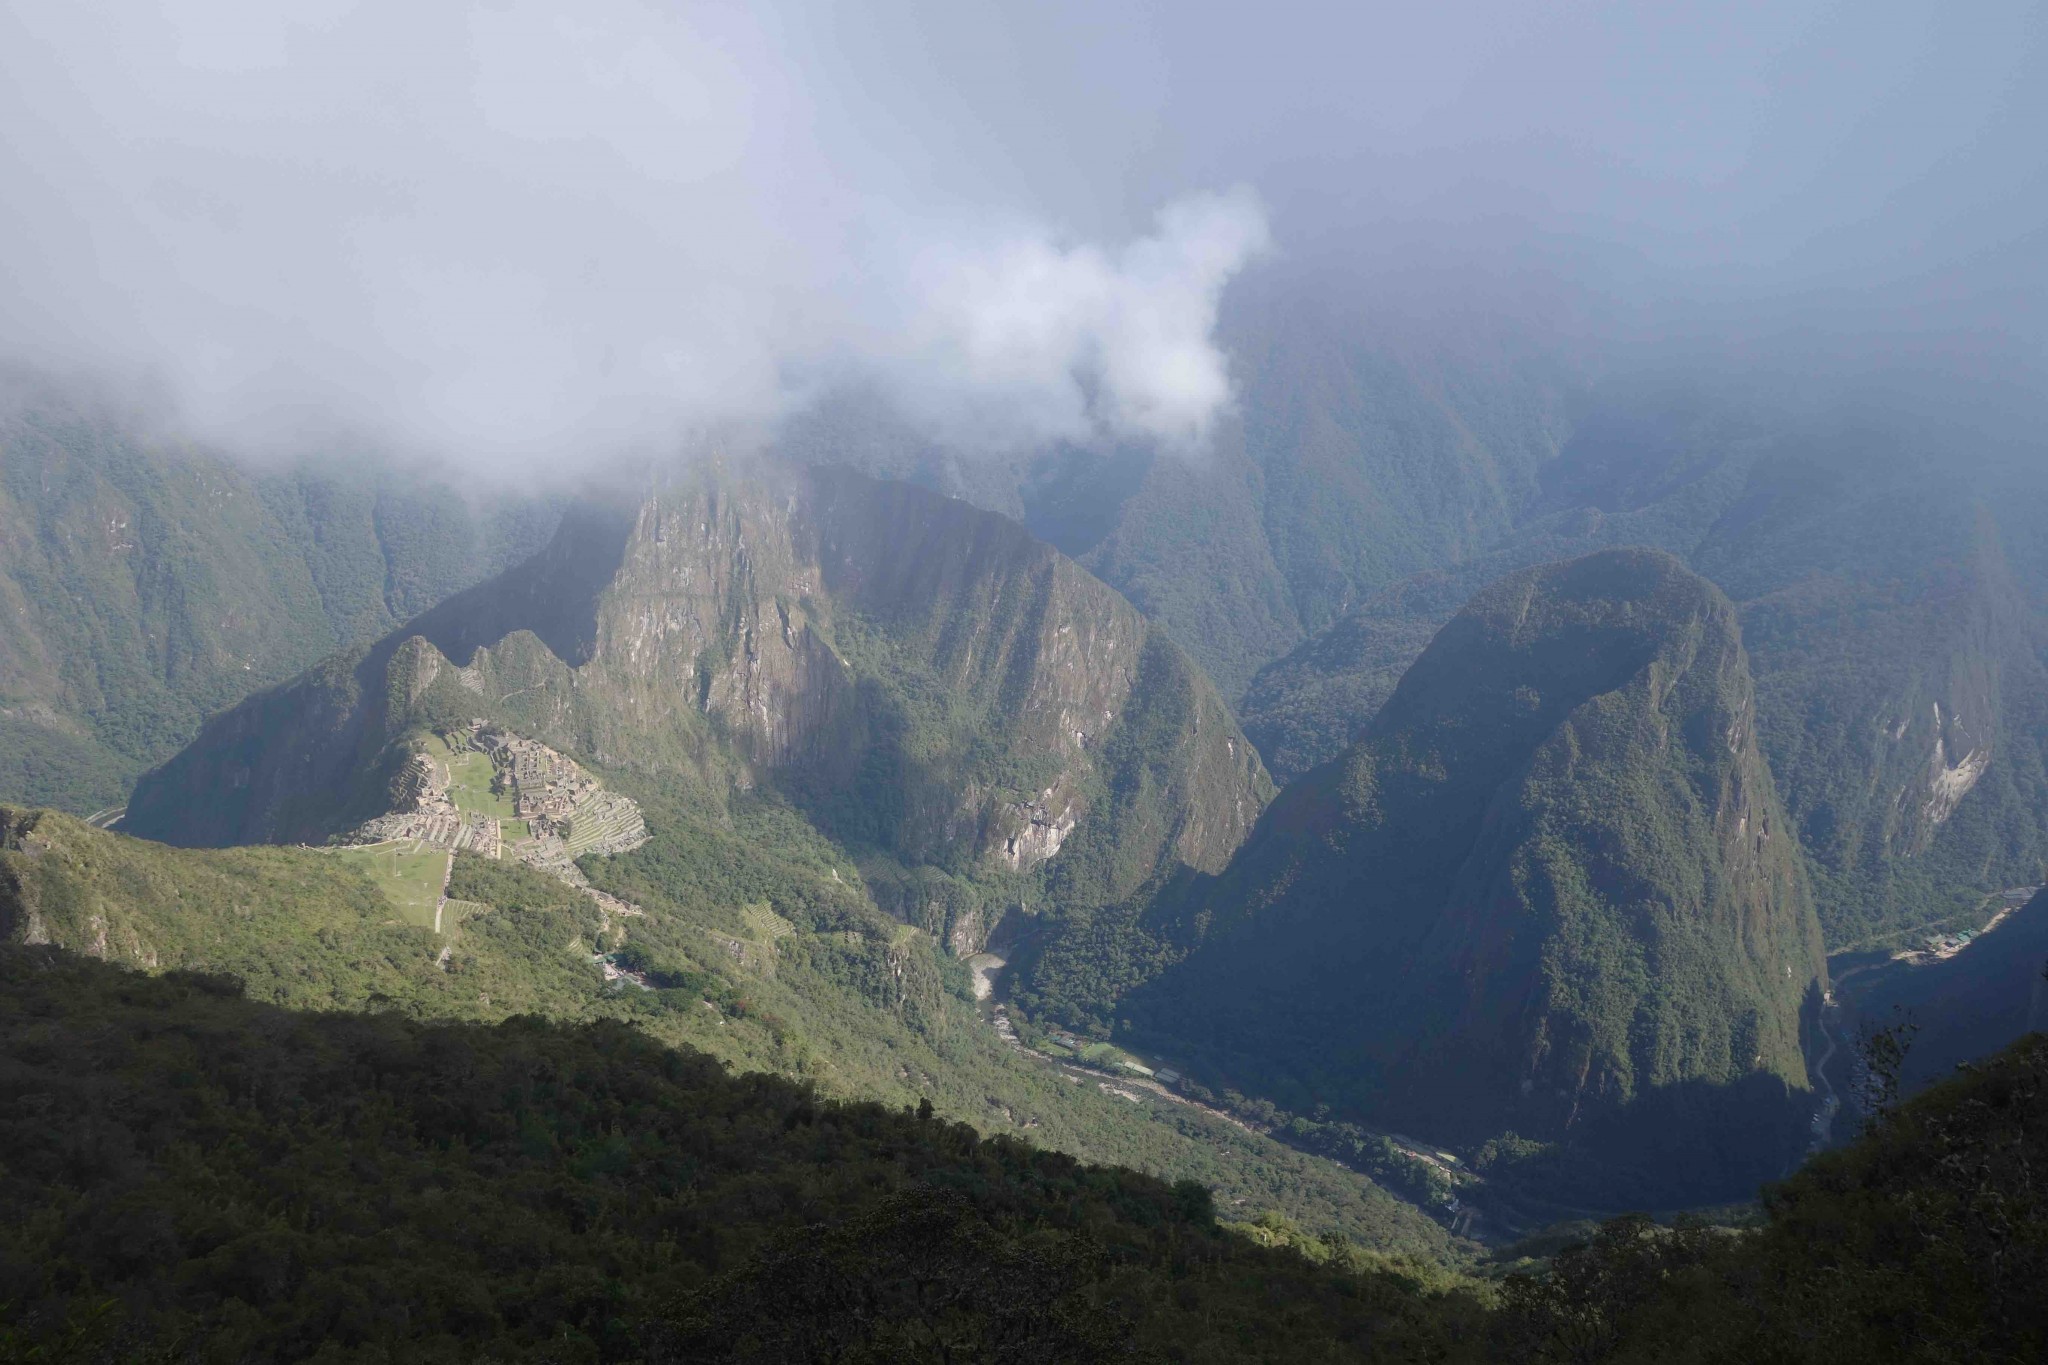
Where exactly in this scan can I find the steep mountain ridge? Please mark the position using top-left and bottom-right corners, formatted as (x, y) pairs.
(1074, 261), (1585, 700)
(124, 463), (1270, 933)
(1241, 397), (2048, 947)
(786, 260), (1593, 701)
(1031, 551), (1827, 1202)
(1694, 455), (2048, 939)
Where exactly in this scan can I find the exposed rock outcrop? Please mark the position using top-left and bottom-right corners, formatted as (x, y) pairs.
(125, 463), (1270, 906)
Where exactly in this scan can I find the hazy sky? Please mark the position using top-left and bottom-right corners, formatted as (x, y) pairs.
(1, 0), (2041, 471)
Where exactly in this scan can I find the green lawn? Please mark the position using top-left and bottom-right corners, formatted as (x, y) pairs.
(1077, 1041), (1149, 1073)
(335, 842), (449, 929)
(425, 737), (519, 819)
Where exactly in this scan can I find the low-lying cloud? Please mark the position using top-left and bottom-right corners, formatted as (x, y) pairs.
(858, 190), (1269, 451)
(1, 0), (2040, 476)
(0, 1), (1266, 472)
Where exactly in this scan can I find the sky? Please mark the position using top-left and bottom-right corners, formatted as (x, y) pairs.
(0, 0), (2042, 473)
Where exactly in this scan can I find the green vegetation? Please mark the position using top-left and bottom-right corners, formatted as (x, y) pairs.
(1237, 608), (1442, 783)
(444, 851), (584, 916)
(428, 734), (518, 819)
(0, 375), (556, 812)
(8, 350), (2048, 1356)
(1060, 267), (1580, 701)
(1236, 392), (2048, 950)
(4, 941), (2039, 1362)
(1022, 552), (1828, 1210)
(570, 785), (1447, 1251)
(123, 465), (1268, 940)
(2, 807), (1454, 1259)
(1488, 1031), (2048, 1363)
(0, 946), (1487, 1363)
(330, 841), (449, 930)
(0, 715), (136, 816)
(0, 807), (605, 1017)
(111, 465), (1278, 1178)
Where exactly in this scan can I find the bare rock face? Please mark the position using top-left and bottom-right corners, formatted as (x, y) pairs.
(125, 463), (1270, 902)
(1916, 700), (1992, 832)
(999, 788), (1078, 871)
(1844, 612), (2010, 865)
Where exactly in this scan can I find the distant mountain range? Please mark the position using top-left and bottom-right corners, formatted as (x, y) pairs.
(5, 296), (2047, 1234)
(786, 260), (1593, 701)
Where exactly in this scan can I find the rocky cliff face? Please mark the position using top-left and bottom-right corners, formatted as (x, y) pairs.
(1134, 550), (1826, 1190)
(125, 463), (1269, 911)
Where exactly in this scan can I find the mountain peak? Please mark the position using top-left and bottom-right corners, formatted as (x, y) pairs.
(1129, 548), (1827, 1202)
(124, 463), (1271, 935)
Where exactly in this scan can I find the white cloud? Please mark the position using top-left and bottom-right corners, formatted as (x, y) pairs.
(0, 0), (1267, 473)
(867, 188), (1270, 452)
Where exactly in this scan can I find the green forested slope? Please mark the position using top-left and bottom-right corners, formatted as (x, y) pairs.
(788, 263), (1590, 702)
(1072, 270), (1582, 700)
(5, 942), (2042, 1363)
(1493, 1031), (2048, 1364)
(0, 805), (1449, 1263)
(1238, 387), (1771, 780)
(1690, 449), (2048, 946)
(0, 945), (1483, 1364)
(123, 463), (1270, 947)
(1240, 391), (2048, 947)
(0, 373), (557, 811)
(1023, 551), (1827, 1207)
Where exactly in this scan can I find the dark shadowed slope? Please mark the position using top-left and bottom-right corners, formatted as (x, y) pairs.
(1494, 1031), (2048, 1364)
(0, 945), (1482, 1363)
(1831, 886), (2048, 1099)
(1029, 550), (1827, 1206)
(2, 804), (1453, 1258)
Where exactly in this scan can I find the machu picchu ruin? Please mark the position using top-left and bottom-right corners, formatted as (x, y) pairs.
(348, 747), (504, 856)
(472, 729), (648, 865)
(338, 722), (649, 930)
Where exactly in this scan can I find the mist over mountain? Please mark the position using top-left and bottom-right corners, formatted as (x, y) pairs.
(1, 1), (2040, 478)
(5, 5), (2048, 1358)
(1240, 377), (2048, 946)
(0, 373), (560, 811)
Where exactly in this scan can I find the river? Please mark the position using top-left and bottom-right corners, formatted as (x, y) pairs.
(1810, 887), (2048, 1145)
